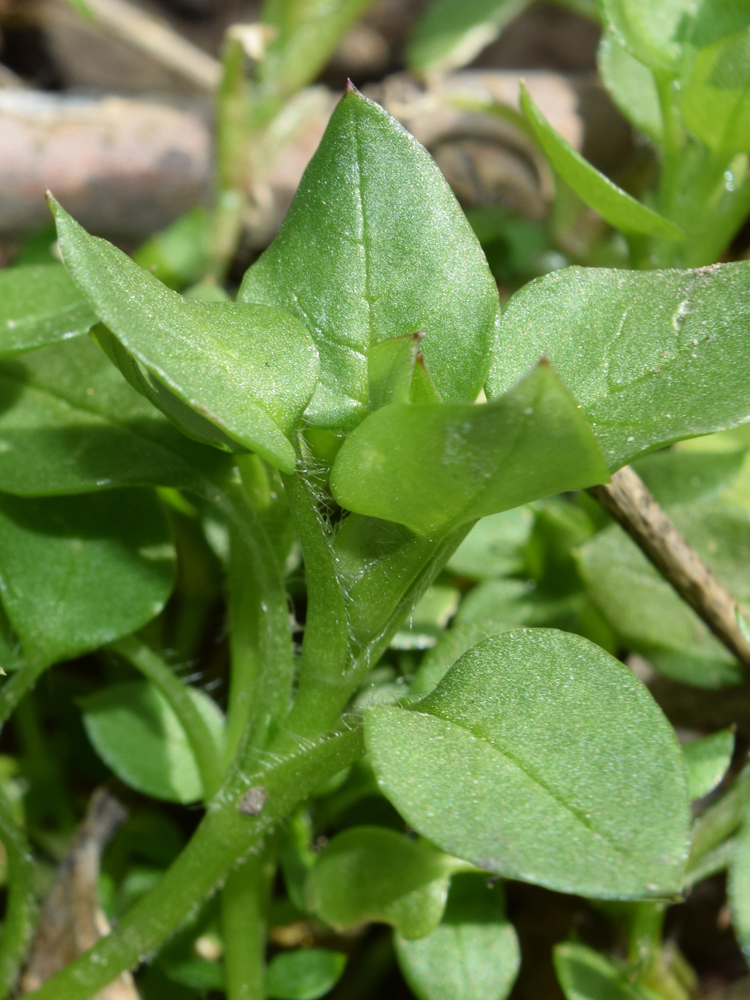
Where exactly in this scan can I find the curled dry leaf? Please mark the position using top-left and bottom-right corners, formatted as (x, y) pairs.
(21, 787), (138, 1000)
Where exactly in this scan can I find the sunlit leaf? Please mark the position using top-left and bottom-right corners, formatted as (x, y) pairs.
(367, 629), (690, 898)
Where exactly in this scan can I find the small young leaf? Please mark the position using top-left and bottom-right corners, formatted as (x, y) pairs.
(305, 826), (453, 938)
(681, 29), (750, 157)
(406, 0), (531, 73)
(81, 680), (224, 803)
(368, 334), (433, 412)
(0, 339), (229, 497)
(0, 491), (175, 669)
(331, 363), (609, 536)
(729, 813), (750, 956)
(367, 630), (690, 899)
(487, 261), (750, 470)
(265, 949), (346, 1000)
(602, 0), (695, 71)
(520, 86), (680, 239)
(395, 873), (520, 1000)
(554, 941), (658, 1000)
(598, 30), (662, 142)
(239, 88), (498, 431)
(0, 265), (97, 358)
(51, 199), (319, 473)
(683, 729), (735, 800)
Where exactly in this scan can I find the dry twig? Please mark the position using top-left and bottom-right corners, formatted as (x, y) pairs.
(589, 465), (750, 670)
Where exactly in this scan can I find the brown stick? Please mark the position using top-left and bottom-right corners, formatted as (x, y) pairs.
(588, 465), (750, 669)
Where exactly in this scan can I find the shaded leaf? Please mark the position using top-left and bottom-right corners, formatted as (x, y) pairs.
(487, 261), (750, 470)
(331, 363), (608, 536)
(683, 729), (735, 800)
(598, 30), (662, 142)
(51, 199), (318, 473)
(577, 498), (750, 688)
(265, 949), (346, 1000)
(555, 941), (658, 1000)
(81, 680), (224, 804)
(682, 29), (750, 156)
(367, 629), (690, 898)
(0, 265), (97, 358)
(305, 826), (453, 938)
(395, 873), (520, 1000)
(0, 491), (175, 668)
(239, 88), (498, 431)
(602, 0), (696, 71)
(520, 86), (680, 238)
(406, 0), (530, 73)
(446, 507), (533, 581)
(0, 339), (228, 496)
(729, 812), (750, 956)
(390, 584), (460, 650)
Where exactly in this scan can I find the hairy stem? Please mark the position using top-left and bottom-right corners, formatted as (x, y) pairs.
(222, 853), (273, 1000)
(588, 466), (750, 668)
(26, 723), (364, 1000)
(0, 785), (35, 999)
(109, 635), (225, 799)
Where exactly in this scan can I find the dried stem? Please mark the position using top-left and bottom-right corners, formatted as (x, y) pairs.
(588, 465), (750, 669)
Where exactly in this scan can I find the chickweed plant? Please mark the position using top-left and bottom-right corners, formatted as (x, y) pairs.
(2, 16), (750, 996)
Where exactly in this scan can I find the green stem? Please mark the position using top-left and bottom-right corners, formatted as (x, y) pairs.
(0, 785), (36, 999)
(654, 71), (683, 224)
(26, 722), (364, 1000)
(222, 853), (273, 1000)
(281, 472), (351, 740)
(215, 478), (293, 761)
(109, 636), (224, 800)
(0, 662), (48, 732)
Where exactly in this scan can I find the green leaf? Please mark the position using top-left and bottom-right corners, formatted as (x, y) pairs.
(520, 86), (680, 239)
(0, 338), (229, 497)
(132, 208), (211, 291)
(0, 265), (97, 358)
(577, 499), (750, 688)
(486, 261), (750, 470)
(265, 949), (346, 1000)
(554, 941), (659, 1000)
(305, 826), (453, 938)
(260, 0), (374, 100)
(331, 363), (609, 536)
(601, 0), (697, 71)
(367, 629), (690, 898)
(391, 584), (460, 650)
(411, 621), (512, 696)
(683, 729), (735, 800)
(406, 0), (531, 73)
(681, 29), (750, 156)
(729, 813), (750, 956)
(51, 199), (318, 474)
(367, 334), (439, 412)
(689, 0), (750, 48)
(446, 507), (533, 581)
(0, 491), (175, 668)
(395, 873), (520, 1000)
(598, 30), (662, 142)
(81, 680), (224, 803)
(239, 88), (499, 431)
